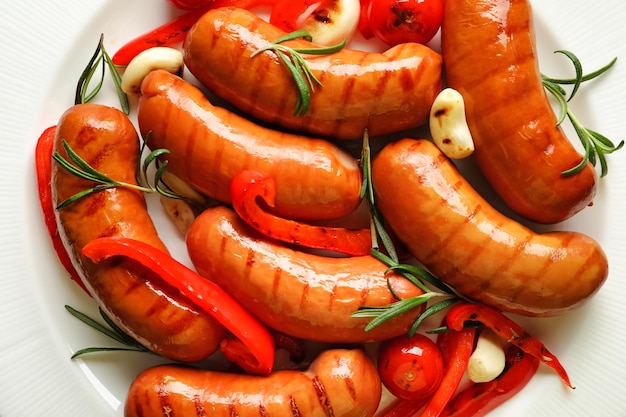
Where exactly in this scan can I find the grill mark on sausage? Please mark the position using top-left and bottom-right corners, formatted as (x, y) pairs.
(289, 396), (302, 417)
(312, 375), (334, 416)
(258, 404), (270, 417)
(157, 376), (173, 417)
(342, 372), (358, 403)
(193, 394), (208, 417)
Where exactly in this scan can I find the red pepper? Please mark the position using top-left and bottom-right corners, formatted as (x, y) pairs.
(35, 126), (89, 294)
(419, 327), (477, 417)
(81, 236), (275, 375)
(112, 0), (281, 66)
(439, 344), (540, 417)
(445, 302), (574, 389)
(230, 170), (372, 256)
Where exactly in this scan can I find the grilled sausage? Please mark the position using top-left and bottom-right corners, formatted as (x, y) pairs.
(371, 138), (608, 316)
(441, 0), (597, 223)
(52, 103), (227, 361)
(183, 6), (443, 139)
(124, 349), (381, 417)
(138, 70), (362, 221)
(185, 205), (425, 343)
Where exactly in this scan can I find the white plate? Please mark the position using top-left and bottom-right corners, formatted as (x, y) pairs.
(1, 0), (625, 416)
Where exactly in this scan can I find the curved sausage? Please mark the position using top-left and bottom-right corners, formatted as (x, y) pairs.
(52, 103), (227, 362)
(441, 0), (597, 224)
(138, 70), (362, 221)
(124, 349), (381, 417)
(371, 138), (608, 317)
(183, 7), (443, 139)
(185, 205), (425, 343)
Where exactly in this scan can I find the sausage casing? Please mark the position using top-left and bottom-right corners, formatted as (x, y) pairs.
(138, 70), (362, 221)
(52, 103), (227, 361)
(371, 138), (608, 316)
(186, 205), (425, 343)
(441, 0), (597, 223)
(124, 349), (381, 417)
(183, 7), (443, 139)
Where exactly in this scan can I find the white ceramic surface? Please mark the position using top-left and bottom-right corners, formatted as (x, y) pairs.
(1, 1), (625, 416)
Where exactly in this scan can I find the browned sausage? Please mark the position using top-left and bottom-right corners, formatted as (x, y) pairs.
(124, 348), (381, 417)
(441, 0), (597, 224)
(52, 103), (227, 361)
(185, 205), (425, 343)
(138, 69), (362, 221)
(183, 7), (443, 139)
(371, 138), (608, 316)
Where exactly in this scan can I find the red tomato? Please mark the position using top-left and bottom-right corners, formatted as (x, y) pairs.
(270, 0), (328, 33)
(367, 0), (443, 45)
(378, 333), (444, 401)
(167, 0), (212, 9)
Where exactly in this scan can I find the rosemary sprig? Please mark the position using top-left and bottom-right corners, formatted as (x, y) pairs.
(75, 34), (129, 114)
(53, 137), (184, 210)
(541, 50), (623, 177)
(65, 305), (152, 358)
(251, 29), (346, 117)
(350, 131), (459, 337)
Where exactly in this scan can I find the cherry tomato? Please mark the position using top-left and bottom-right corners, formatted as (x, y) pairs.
(367, 0), (443, 46)
(378, 333), (444, 401)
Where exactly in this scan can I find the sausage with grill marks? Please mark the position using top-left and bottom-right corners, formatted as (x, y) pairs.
(185, 205), (425, 343)
(124, 349), (381, 417)
(441, 0), (597, 223)
(371, 138), (608, 317)
(52, 103), (227, 362)
(183, 6), (443, 139)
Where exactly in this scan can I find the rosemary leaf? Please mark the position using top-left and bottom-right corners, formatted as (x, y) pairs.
(408, 298), (461, 337)
(251, 30), (345, 117)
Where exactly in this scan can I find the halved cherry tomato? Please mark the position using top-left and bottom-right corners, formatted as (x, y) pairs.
(378, 333), (444, 401)
(367, 0), (443, 46)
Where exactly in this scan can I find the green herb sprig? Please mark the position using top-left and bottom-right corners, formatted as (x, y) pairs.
(65, 305), (153, 358)
(251, 30), (345, 117)
(76, 34), (129, 114)
(350, 131), (460, 337)
(542, 50), (623, 177)
(53, 136), (183, 210)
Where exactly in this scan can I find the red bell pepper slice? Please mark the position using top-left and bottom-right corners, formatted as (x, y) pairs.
(439, 344), (540, 417)
(419, 326), (477, 417)
(230, 170), (372, 256)
(112, 0), (281, 66)
(445, 302), (574, 389)
(35, 126), (89, 294)
(81, 236), (275, 375)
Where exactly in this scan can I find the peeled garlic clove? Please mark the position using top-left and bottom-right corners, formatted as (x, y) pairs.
(467, 329), (507, 383)
(121, 47), (184, 95)
(301, 0), (361, 46)
(429, 88), (475, 159)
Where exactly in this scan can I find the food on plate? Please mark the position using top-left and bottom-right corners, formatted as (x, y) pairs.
(229, 169), (372, 256)
(441, 0), (598, 224)
(377, 333), (444, 401)
(371, 138), (608, 316)
(51, 103), (228, 362)
(183, 6), (443, 139)
(124, 348), (381, 417)
(429, 87), (474, 159)
(366, 0), (444, 46)
(138, 69), (363, 221)
(270, 0), (361, 46)
(186, 205), (425, 343)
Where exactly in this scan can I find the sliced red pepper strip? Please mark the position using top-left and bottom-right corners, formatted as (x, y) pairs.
(81, 236), (275, 375)
(418, 327), (477, 417)
(112, 0), (280, 66)
(383, 397), (429, 417)
(439, 344), (540, 417)
(445, 302), (574, 389)
(35, 126), (89, 294)
(230, 170), (372, 256)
